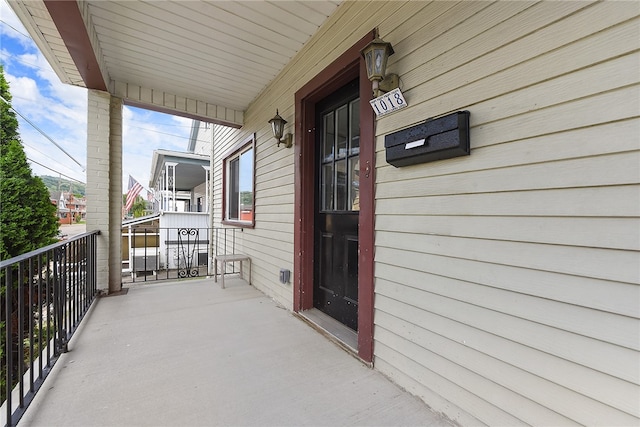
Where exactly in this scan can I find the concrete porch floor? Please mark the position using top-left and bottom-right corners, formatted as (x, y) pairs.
(19, 277), (453, 427)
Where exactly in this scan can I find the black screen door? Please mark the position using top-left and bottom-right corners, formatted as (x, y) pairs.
(314, 80), (360, 331)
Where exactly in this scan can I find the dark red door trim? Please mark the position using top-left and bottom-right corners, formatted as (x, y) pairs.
(294, 30), (376, 362)
(44, 1), (108, 91)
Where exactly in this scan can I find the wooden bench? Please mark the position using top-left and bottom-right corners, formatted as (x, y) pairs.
(213, 254), (251, 289)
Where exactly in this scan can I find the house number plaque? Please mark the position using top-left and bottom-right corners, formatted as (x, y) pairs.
(369, 87), (408, 117)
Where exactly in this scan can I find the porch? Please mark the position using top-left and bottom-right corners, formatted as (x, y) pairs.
(18, 278), (451, 426)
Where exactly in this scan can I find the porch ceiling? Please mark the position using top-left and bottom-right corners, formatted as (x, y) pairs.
(150, 149), (209, 191)
(8, 0), (343, 127)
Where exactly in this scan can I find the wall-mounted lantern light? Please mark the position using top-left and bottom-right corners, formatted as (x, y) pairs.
(360, 32), (399, 98)
(268, 110), (293, 148)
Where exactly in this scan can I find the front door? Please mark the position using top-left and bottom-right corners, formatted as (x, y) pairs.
(314, 79), (360, 331)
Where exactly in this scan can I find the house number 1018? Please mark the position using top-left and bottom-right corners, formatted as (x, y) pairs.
(369, 88), (408, 117)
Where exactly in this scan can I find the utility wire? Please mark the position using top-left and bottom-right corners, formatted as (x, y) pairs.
(0, 51), (45, 73)
(127, 125), (211, 146)
(23, 141), (84, 179)
(0, 94), (86, 171)
(127, 125), (192, 140)
(0, 19), (30, 39)
(128, 118), (194, 128)
(27, 157), (85, 184)
(22, 139), (55, 159)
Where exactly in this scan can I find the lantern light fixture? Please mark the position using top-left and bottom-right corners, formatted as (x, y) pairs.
(360, 32), (399, 98)
(268, 110), (293, 148)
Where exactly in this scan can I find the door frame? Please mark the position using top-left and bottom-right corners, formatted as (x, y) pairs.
(294, 30), (376, 362)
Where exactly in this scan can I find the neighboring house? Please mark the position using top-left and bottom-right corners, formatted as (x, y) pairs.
(148, 148), (210, 213)
(121, 213), (160, 274)
(50, 191), (86, 224)
(120, 122), (213, 278)
(129, 139), (212, 277)
(121, 211), (210, 278)
(13, 1), (639, 425)
(66, 192), (86, 221)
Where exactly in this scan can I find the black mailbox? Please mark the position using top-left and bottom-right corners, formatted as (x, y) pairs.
(384, 111), (470, 167)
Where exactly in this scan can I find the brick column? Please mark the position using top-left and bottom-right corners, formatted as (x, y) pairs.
(86, 90), (123, 294)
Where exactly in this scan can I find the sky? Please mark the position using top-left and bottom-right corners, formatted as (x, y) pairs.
(0, 0), (192, 194)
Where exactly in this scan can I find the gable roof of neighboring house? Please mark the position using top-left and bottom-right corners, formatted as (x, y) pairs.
(187, 120), (201, 153)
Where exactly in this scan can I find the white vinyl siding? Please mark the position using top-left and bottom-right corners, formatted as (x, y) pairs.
(211, 0), (640, 424)
(192, 181), (206, 211)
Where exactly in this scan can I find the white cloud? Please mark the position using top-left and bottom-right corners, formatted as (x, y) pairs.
(121, 106), (192, 190)
(5, 73), (38, 102)
(0, 1), (28, 40)
(1, 2), (89, 182)
(5, 68), (88, 178)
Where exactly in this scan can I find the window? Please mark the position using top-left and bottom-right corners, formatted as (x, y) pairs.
(320, 97), (360, 212)
(223, 134), (255, 226)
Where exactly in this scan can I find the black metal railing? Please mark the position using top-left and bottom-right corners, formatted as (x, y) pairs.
(0, 231), (100, 427)
(124, 227), (244, 283)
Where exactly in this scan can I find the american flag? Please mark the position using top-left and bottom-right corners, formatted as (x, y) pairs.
(124, 175), (143, 212)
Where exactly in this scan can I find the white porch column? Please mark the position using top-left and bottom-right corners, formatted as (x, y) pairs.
(160, 173), (166, 211)
(165, 162), (178, 211)
(86, 90), (123, 294)
(161, 164), (166, 211)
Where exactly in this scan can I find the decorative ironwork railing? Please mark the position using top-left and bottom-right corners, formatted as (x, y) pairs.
(124, 227), (244, 283)
(0, 231), (100, 427)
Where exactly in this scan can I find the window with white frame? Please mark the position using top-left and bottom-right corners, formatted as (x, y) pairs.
(223, 134), (255, 226)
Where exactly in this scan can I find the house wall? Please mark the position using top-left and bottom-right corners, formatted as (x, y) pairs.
(191, 124), (211, 212)
(209, 1), (640, 424)
(192, 182), (207, 211)
(159, 212), (210, 269)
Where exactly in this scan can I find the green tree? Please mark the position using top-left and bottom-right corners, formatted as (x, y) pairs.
(122, 194), (148, 218)
(240, 191), (253, 206)
(0, 65), (58, 261)
(132, 196), (147, 218)
(1, 65), (60, 404)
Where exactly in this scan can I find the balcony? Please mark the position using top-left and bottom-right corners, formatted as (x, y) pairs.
(2, 242), (449, 426)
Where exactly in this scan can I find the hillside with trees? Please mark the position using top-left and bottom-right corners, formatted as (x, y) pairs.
(40, 175), (85, 196)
